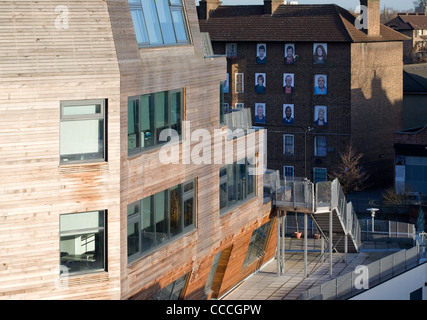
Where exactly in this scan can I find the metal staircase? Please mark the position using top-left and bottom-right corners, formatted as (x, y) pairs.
(267, 173), (362, 254)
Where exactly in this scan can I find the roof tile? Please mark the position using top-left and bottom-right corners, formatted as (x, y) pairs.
(198, 4), (408, 43)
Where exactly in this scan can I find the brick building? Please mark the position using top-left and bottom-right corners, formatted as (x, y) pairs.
(198, 0), (408, 186)
(385, 13), (427, 63)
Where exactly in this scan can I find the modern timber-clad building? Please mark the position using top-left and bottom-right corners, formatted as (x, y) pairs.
(198, 0), (409, 186)
(0, 0), (274, 300)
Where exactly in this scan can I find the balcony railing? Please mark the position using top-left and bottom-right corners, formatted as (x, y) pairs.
(299, 245), (423, 300)
(265, 176), (362, 250)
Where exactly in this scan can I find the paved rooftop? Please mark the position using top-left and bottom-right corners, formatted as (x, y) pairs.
(221, 238), (410, 300)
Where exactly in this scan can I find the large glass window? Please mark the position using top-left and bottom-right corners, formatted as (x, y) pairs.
(128, 89), (183, 156)
(60, 99), (106, 164)
(129, 0), (189, 47)
(127, 180), (196, 262)
(204, 251), (222, 297)
(219, 157), (257, 214)
(60, 210), (106, 276)
(152, 272), (190, 300)
(242, 220), (273, 267)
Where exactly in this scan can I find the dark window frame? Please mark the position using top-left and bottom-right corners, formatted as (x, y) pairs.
(219, 157), (257, 215)
(59, 210), (107, 276)
(59, 99), (107, 164)
(128, 0), (190, 48)
(127, 179), (196, 263)
(128, 89), (183, 157)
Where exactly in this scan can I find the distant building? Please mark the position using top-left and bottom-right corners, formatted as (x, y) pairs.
(385, 13), (427, 63)
(198, 0), (408, 186)
(403, 63), (427, 128)
(394, 125), (427, 195)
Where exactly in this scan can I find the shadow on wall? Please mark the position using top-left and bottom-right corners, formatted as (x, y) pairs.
(351, 71), (404, 188)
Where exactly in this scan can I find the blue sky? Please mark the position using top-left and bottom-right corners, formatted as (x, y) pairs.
(195, 0), (414, 11)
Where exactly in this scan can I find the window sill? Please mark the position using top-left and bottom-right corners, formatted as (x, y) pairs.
(127, 228), (198, 268)
(58, 161), (109, 174)
(220, 195), (257, 217)
(138, 42), (192, 50)
(58, 271), (109, 287)
(128, 139), (180, 161)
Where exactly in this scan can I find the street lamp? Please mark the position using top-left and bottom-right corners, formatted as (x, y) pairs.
(367, 208), (379, 232)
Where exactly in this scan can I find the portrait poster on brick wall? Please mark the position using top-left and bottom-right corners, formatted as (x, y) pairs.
(255, 73), (266, 93)
(314, 106), (327, 126)
(254, 103), (266, 124)
(283, 73), (294, 94)
(224, 73), (229, 93)
(256, 43), (267, 64)
(313, 43), (327, 64)
(314, 75), (327, 95)
(283, 104), (294, 125)
(284, 43), (295, 64)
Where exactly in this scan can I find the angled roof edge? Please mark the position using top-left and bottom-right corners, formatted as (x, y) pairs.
(199, 4), (409, 43)
(395, 124), (427, 135)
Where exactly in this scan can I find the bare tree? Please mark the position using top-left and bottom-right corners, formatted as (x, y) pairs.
(381, 6), (399, 23)
(413, 0), (427, 14)
(329, 142), (370, 194)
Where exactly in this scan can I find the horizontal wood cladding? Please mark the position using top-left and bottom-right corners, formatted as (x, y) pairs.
(0, 1), (118, 78)
(0, 0), (271, 301)
(121, 129), (270, 299)
(0, 0), (122, 299)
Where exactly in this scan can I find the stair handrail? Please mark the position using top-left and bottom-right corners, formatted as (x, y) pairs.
(327, 179), (362, 251)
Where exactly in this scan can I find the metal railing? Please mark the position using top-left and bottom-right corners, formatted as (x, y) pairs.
(330, 179), (362, 249)
(270, 177), (362, 251)
(299, 245), (423, 300)
(274, 177), (314, 211)
(360, 219), (416, 243)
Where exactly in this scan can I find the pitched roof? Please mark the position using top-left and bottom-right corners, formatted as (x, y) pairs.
(198, 4), (409, 43)
(403, 63), (427, 93)
(385, 13), (427, 31)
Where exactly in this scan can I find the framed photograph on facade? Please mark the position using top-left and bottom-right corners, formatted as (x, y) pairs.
(255, 73), (266, 93)
(254, 103), (266, 124)
(314, 105), (327, 126)
(284, 43), (295, 64)
(283, 73), (295, 94)
(224, 73), (229, 93)
(314, 74), (327, 95)
(283, 104), (294, 125)
(313, 43), (327, 64)
(256, 43), (267, 64)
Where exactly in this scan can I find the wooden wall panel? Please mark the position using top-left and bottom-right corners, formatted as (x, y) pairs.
(0, 0), (122, 299)
(0, 0), (273, 300)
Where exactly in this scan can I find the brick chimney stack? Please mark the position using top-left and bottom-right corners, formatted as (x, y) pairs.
(264, 0), (284, 15)
(360, 0), (381, 37)
(199, 0), (221, 20)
